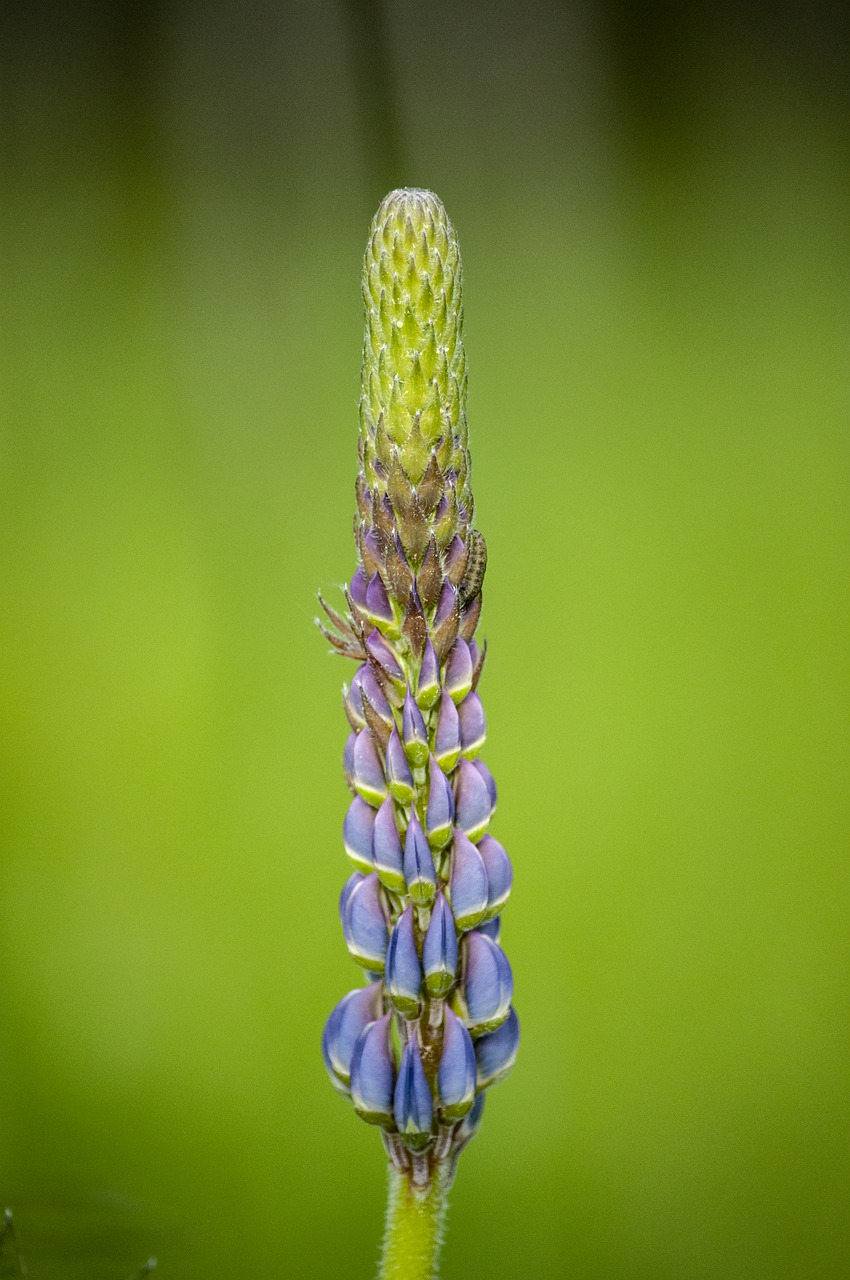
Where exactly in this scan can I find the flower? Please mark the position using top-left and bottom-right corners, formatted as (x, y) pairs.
(320, 190), (518, 1176)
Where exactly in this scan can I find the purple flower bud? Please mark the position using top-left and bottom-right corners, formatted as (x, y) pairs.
(434, 579), (458, 628)
(404, 812), (436, 904)
(472, 759), (497, 814)
(363, 528), (382, 573)
(460, 931), (513, 1034)
(425, 754), (455, 850)
(322, 984), (383, 1092)
(342, 796), (376, 875)
(454, 757), (491, 842)
(343, 730), (357, 790)
(351, 729), (388, 807)
(366, 629), (405, 686)
(365, 572), (394, 625)
(438, 1007), (476, 1120)
(342, 872), (389, 972)
(478, 834), (512, 919)
(457, 691), (486, 759)
(394, 1040), (433, 1150)
(372, 798), (406, 893)
(385, 905), (422, 1017)
(449, 830), (489, 931)
(386, 727), (414, 805)
(475, 1007), (520, 1090)
(349, 566), (369, 610)
(476, 915), (501, 944)
(402, 689), (429, 767)
(415, 637), (441, 709)
(360, 667), (394, 727)
(344, 666), (369, 730)
(443, 638), (473, 703)
(422, 891), (459, 996)
(433, 692), (462, 773)
(339, 871), (364, 922)
(350, 1012), (395, 1127)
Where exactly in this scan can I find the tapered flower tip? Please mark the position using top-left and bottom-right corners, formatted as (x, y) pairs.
(365, 572), (393, 625)
(415, 638), (441, 709)
(478, 833), (512, 919)
(386, 727), (414, 805)
(444, 638), (473, 703)
(434, 691), (462, 773)
(472, 759), (497, 813)
(351, 729), (388, 808)
(438, 1006), (477, 1120)
(475, 1007), (520, 1090)
(363, 196), (463, 468)
(476, 915), (501, 943)
(402, 688), (429, 767)
(425, 754), (455, 850)
(343, 796), (376, 875)
(349, 566), (369, 610)
(422, 890), (459, 996)
(339, 871), (365, 921)
(454, 757), (491, 842)
(342, 872), (389, 972)
(350, 1012), (396, 1127)
(373, 186), (447, 231)
(403, 811), (437, 904)
(460, 931), (513, 1034)
(322, 984), (384, 1092)
(449, 830), (489, 931)
(458, 691), (486, 758)
(366, 629), (405, 686)
(394, 1040), (434, 1151)
(385, 905), (423, 1017)
(360, 187), (466, 503)
(372, 797), (406, 893)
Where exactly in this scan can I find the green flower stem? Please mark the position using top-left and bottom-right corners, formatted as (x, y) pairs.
(379, 1164), (450, 1280)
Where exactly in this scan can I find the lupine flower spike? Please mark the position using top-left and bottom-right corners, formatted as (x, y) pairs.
(319, 189), (518, 1280)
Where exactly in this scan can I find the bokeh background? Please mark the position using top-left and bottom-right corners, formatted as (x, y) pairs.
(1, 1), (848, 1275)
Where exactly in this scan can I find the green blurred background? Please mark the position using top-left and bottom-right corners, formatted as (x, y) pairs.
(1, 1), (848, 1275)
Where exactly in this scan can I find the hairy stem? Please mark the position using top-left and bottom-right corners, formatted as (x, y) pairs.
(379, 1163), (450, 1280)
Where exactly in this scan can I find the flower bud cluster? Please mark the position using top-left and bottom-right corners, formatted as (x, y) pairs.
(320, 190), (518, 1183)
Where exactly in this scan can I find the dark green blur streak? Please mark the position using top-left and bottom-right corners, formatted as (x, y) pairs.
(1, 2), (848, 1277)
(339, 0), (406, 205)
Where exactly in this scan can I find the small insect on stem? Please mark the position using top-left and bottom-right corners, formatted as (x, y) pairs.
(459, 530), (487, 606)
